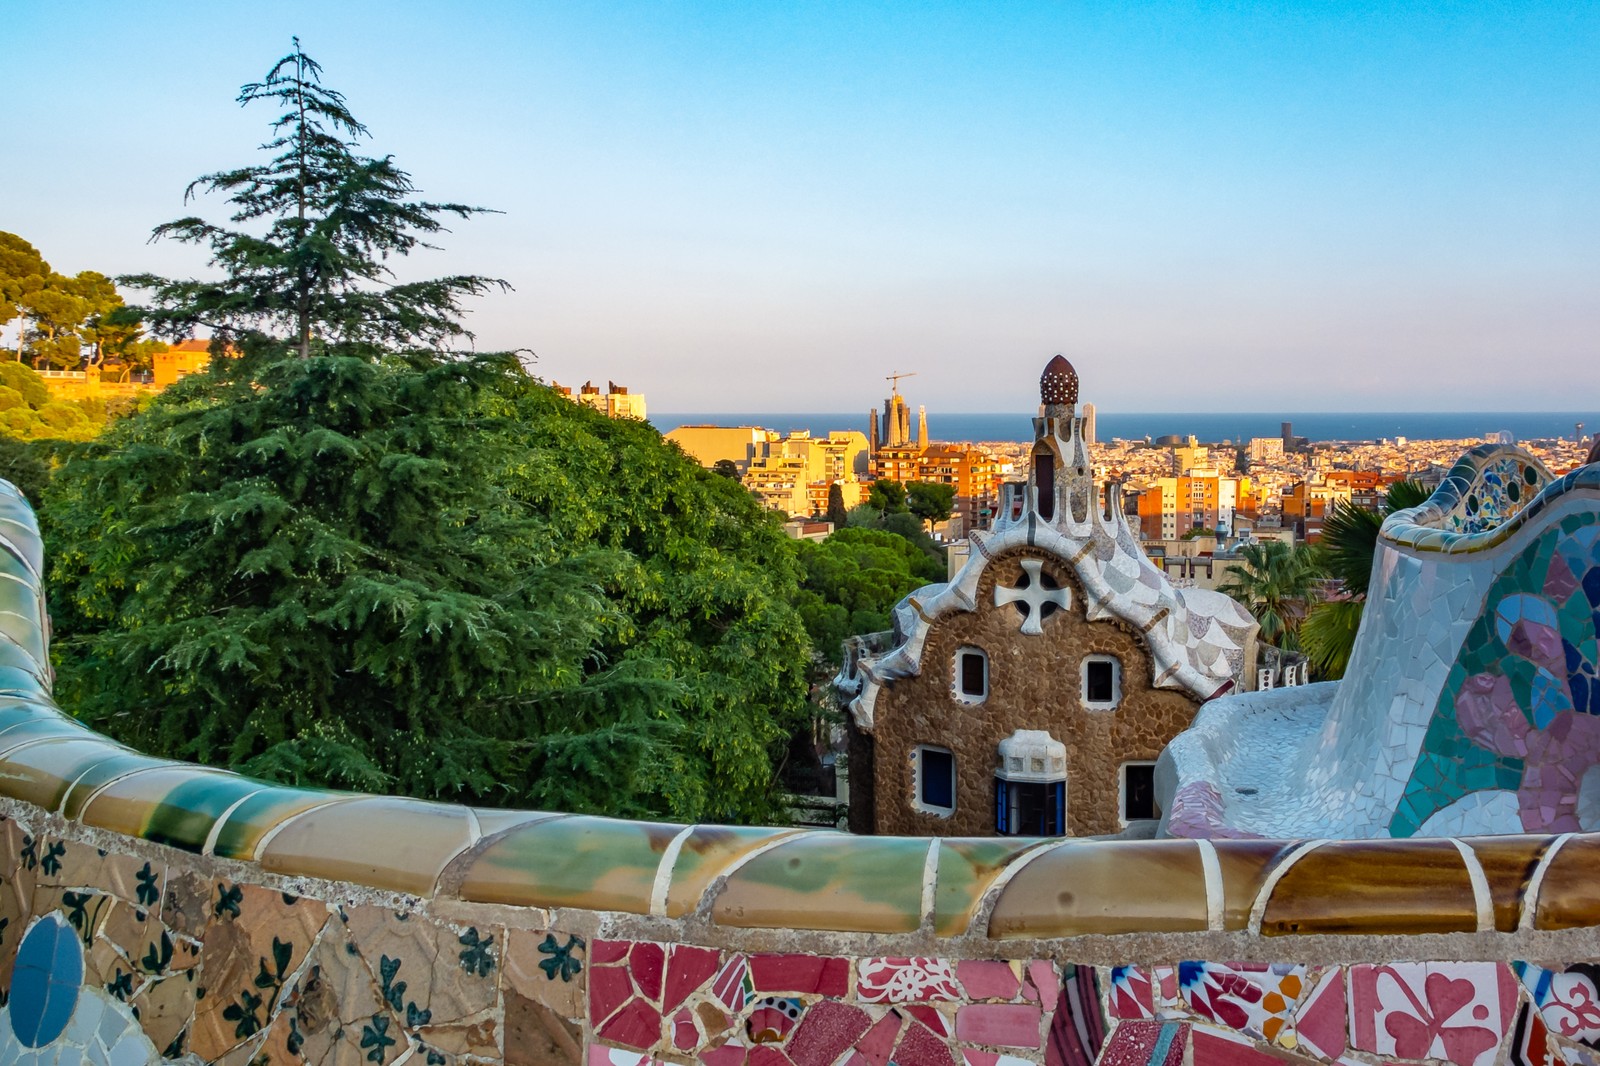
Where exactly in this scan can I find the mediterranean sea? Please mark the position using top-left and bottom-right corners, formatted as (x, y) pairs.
(652, 412), (1600, 445)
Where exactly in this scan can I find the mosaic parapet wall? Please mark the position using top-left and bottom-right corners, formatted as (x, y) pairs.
(1158, 445), (1600, 840)
(4, 491), (1600, 1064)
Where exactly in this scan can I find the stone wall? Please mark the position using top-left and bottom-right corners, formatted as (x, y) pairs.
(868, 548), (1198, 837)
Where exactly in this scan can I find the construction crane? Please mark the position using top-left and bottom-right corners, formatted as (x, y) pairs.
(885, 370), (918, 395)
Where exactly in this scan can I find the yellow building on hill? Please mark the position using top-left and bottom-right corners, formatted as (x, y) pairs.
(37, 339), (212, 401)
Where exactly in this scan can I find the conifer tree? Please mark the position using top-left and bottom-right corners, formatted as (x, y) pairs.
(44, 42), (686, 815)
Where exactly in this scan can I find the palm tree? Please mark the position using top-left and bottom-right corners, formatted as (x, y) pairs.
(1300, 481), (1430, 677)
(1216, 539), (1320, 649)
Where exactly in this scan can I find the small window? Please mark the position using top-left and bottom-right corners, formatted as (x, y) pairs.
(1121, 762), (1157, 823)
(955, 647), (988, 703)
(1081, 655), (1122, 709)
(914, 746), (956, 816)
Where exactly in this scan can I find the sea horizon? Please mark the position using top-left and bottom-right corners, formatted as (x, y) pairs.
(652, 411), (1599, 446)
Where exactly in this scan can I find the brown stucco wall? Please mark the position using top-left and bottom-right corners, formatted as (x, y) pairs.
(865, 547), (1200, 838)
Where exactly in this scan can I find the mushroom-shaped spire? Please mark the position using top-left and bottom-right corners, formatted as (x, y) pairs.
(1040, 355), (1079, 406)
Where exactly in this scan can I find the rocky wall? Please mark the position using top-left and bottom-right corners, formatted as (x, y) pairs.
(868, 549), (1198, 838)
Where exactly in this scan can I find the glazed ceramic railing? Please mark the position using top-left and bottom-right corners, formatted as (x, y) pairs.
(9, 485), (1600, 1063)
(1380, 442), (1577, 552)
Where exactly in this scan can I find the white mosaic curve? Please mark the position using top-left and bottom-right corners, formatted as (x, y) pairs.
(1158, 448), (1600, 841)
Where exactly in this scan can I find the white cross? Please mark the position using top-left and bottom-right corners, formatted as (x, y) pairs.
(994, 558), (1070, 636)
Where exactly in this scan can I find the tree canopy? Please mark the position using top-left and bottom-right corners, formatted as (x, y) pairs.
(42, 41), (812, 823)
(0, 233), (164, 373)
(1216, 539), (1320, 649)
(792, 527), (944, 669)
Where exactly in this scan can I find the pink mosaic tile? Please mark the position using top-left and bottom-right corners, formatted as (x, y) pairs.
(1025, 961), (1059, 1006)
(955, 1004), (1042, 1048)
(750, 954), (850, 997)
(747, 1046), (794, 1066)
(787, 1001), (871, 1066)
(702, 1045), (746, 1066)
(1190, 1028), (1291, 1065)
(957, 960), (1020, 1000)
(631, 941), (666, 1003)
(672, 1007), (699, 1051)
(712, 955), (754, 1011)
(855, 1011), (904, 1066)
(894, 1019), (958, 1066)
(1348, 962), (1517, 1066)
(904, 1005), (951, 1037)
(1098, 1021), (1186, 1066)
(599, 999), (663, 1051)
(665, 945), (722, 1013)
(1108, 967), (1154, 1019)
(592, 939), (631, 964)
(858, 957), (962, 1003)
(1295, 968), (1347, 1060)
(592, 965), (636, 1027)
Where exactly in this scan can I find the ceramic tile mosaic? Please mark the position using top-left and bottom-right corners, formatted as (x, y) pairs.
(1159, 445), (1600, 844)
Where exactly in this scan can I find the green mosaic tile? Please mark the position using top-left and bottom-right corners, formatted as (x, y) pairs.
(934, 837), (1045, 937)
(714, 833), (929, 934)
(661, 824), (803, 918)
(78, 765), (263, 852)
(0, 736), (136, 813)
(455, 814), (671, 912)
(210, 788), (355, 860)
(0, 714), (92, 757)
(258, 795), (482, 896)
(60, 751), (173, 819)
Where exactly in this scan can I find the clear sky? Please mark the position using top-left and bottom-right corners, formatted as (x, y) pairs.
(6, 2), (1597, 413)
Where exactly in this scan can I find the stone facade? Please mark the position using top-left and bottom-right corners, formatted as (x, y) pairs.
(839, 358), (1261, 839)
(861, 546), (1198, 837)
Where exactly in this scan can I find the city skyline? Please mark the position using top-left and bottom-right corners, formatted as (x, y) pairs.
(7, 1), (1597, 413)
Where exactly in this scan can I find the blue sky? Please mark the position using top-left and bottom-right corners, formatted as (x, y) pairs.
(6, 2), (1596, 413)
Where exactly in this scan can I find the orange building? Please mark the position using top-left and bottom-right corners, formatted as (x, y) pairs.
(153, 339), (211, 387)
(871, 443), (1002, 528)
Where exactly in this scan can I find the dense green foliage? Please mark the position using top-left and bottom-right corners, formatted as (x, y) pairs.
(0, 361), (138, 443)
(486, 380), (812, 819)
(41, 42), (811, 824)
(0, 232), (166, 373)
(793, 527), (943, 669)
(1217, 539), (1320, 649)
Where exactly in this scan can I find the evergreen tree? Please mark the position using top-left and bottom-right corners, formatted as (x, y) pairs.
(43, 42), (688, 816)
(122, 38), (501, 358)
(825, 482), (848, 528)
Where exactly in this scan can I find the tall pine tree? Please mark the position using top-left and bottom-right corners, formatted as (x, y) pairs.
(44, 42), (691, 815)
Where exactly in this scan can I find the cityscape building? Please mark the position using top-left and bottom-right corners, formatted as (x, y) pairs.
(554, 380), (647, 420)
